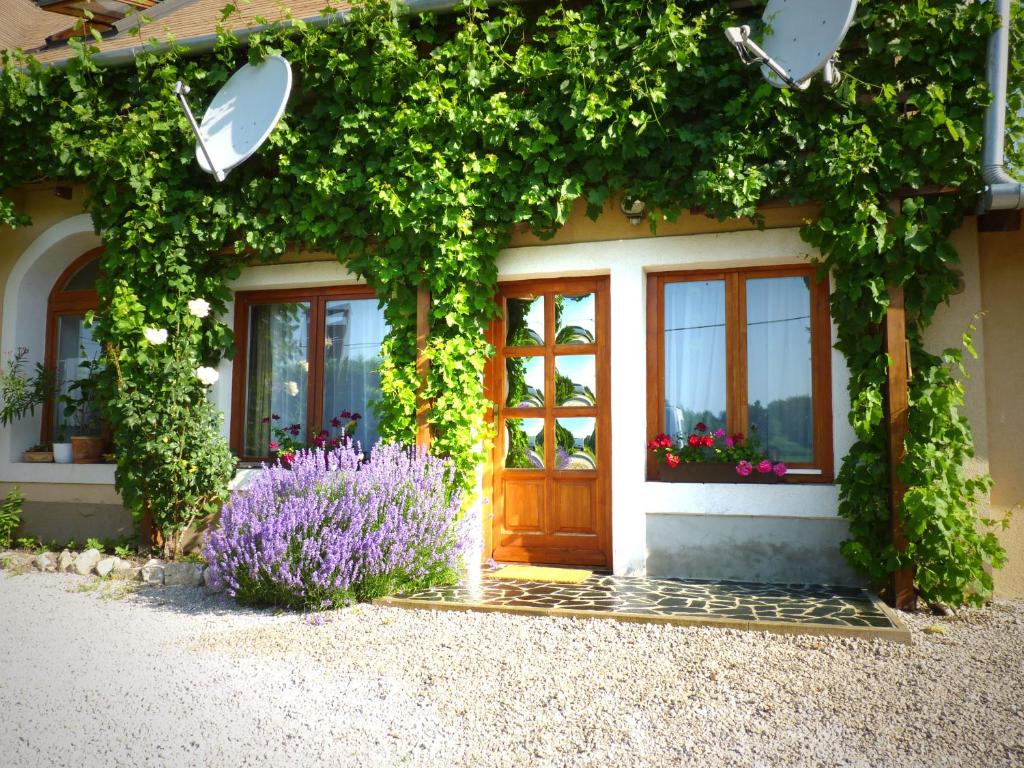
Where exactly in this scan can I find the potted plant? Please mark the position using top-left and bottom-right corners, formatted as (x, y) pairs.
(0, 348), (56, 460)
(648, 423), (789, 483)
(62, 357), (105, 464)
(264, 410), (363, 466)
(23, 443), (54, 463)
(53, 423), (73, 464)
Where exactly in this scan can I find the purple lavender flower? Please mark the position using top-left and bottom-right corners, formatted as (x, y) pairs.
(203, 441), (470, 610)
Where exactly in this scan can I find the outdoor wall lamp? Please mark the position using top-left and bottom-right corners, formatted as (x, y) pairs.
(620, 198), (647, 226)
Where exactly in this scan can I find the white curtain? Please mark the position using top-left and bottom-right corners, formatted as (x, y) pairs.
(663, 280), (727, 436)
(746, 276), (813, 462)
(322, 299), (388, 452)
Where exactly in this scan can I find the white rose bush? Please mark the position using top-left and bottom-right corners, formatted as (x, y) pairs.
(104, 281), (235, 558)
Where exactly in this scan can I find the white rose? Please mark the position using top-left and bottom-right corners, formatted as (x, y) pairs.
(195, 366), (220, 386)
(285, 380), (299, 397)
(143, 328), (168, 345)
(187, 298), (211, 318)
(298, 359), (309, 372)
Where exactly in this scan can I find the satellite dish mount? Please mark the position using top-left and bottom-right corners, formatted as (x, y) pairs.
(725, 0), (858, 91)
(173, 81), (225, 182)
(171, 55), (293, 183)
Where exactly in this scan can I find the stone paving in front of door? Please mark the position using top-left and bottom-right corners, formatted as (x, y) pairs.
(376, 571), (911, 643)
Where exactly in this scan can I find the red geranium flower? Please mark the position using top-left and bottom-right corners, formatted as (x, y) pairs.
(695, 422), (707, 432)
(687, 434), (700, 448)
(268, 441), (279, 452)
(732, 432), (745, 443)
(665, 454), (681, 468)
(701, 435), (714, 448)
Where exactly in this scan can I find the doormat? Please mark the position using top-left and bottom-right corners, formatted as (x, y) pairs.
(484, 565), (592, 584)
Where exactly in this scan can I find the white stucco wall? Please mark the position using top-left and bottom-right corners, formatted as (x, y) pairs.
(2, 215), (857, 581)
(496, 228), (856, 577)
(0, 214), (113, 486)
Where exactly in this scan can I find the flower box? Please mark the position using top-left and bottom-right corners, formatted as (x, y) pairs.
(655, 462), (783, 484)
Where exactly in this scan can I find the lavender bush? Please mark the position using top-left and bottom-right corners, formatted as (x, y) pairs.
(204, 441), (468, 609)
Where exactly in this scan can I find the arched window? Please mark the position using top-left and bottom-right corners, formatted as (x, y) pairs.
(42, 248), (103, 442)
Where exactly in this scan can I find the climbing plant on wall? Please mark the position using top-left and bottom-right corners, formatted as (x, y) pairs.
(0, 0), (1019, 602)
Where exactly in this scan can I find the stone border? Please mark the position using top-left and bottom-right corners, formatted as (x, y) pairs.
(375, 592), (913, 644)
(1, 549), (214, 588)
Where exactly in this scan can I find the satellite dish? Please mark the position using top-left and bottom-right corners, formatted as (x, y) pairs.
(172, 55), (293, 182)
(725, 0), (858, 90)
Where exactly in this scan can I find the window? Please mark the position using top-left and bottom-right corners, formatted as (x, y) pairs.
(44, 249), (104, 442)
(647, 266), (833, 480)
(231, 287), (388, 460)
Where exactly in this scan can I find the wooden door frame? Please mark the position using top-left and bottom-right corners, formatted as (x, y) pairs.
(483, 275), (612, 567)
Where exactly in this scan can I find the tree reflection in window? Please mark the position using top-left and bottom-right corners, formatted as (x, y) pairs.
(506, 296), (544, 347)
(504, 417), (545, 469)
(505, 356), (544, 408)
(555, 293), (595, 345)
(555, 417), (596, 470)
(555, 354), (596, 406)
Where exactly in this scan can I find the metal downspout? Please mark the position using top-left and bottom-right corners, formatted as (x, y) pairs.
(982, 0), (1024, 211)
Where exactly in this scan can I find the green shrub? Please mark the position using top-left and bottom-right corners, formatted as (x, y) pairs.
(0, 487), (24, 549)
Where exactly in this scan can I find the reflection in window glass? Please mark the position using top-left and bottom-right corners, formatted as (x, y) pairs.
(554, 417), (596, 471)
(54, 314), (102, 439)
(505, 356), (545, 408)
(244, 302), (310, 456)
(505, 418), (545, 469)
(663, 280), (727, 438)
(506, 296), (544, 347)
(555, 293), (595, 345)
(555, 354), (596, 406)
(62, 258), (101, 292)
(322, 299), (388, 452)
(747, 276), (814, 463)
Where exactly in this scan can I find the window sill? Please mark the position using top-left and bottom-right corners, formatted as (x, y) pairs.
(647, 463), (833, 485)
(0, 461), (116, 485)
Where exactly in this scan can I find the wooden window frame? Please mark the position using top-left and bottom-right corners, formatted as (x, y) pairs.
(646, 264), (834, 483)
(42, 248), (103, 443)
(230, 284), (380, 462)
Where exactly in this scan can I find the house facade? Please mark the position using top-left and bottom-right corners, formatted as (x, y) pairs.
(1, 181), (1020, 594)
(0, 0), (1021, 598)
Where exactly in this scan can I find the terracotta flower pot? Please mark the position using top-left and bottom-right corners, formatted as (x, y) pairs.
(655, 462), (783, 484)
(70, 436), (105, 464)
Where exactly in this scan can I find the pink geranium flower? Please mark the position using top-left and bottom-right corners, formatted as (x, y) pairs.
(757, 459), (772, 474)
(773, 462), (788, 477)
(736, 460), (753, 477)
(725, 437), (734, 448)
(714, 428), (726, 439)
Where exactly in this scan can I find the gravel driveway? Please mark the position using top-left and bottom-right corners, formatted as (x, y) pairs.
(1, 571), (1022, 768)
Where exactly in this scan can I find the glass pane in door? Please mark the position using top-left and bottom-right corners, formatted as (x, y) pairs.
(555, 293), (595, 345)
(505, 356), (545, 408)
(554, 417), (597, 471)
(555, 355), (596, 406)
(504, 417), (546, 469)
(506, 296), (544, 347)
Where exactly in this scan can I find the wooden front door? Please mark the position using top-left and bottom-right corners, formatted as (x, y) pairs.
(488, 277), (611, 567)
